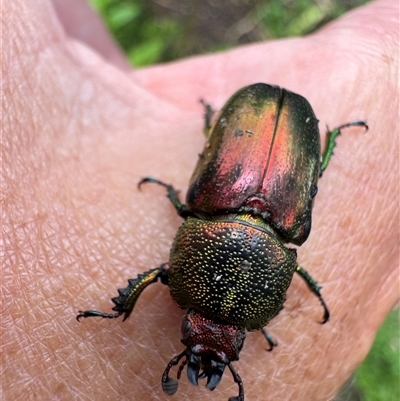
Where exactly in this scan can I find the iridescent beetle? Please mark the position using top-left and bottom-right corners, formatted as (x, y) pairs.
(77, 83), (367, 401)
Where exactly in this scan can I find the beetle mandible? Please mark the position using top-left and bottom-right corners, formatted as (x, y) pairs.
(77, 83), (367, 401)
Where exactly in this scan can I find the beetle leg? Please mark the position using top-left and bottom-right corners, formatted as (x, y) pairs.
(261, 328), (277, 351)
(138, 177), (191, 218)
(227, 362), (244, 401)
(320, 121), (368, 176)
(295, 265), (330, 323)
(199, 98), (215, 137)
(77, 264), (169, 322)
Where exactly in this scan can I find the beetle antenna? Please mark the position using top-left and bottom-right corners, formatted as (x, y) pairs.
(161, 349), (187, 396)
(177, 356), (188, 380)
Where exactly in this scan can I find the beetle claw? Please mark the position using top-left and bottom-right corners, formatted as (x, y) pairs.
(187, 354), (200, 386)
(205, 363), (225, 390)
(319, 298), (330, 324)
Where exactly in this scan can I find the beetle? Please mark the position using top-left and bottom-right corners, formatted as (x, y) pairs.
(77, 83), (367, 401)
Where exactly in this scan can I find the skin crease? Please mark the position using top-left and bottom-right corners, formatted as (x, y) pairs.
(2, 0), (399, 400)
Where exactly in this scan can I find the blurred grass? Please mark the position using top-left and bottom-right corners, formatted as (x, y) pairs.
(89, 0), (371, 67)
(355, 309), (399, 401)
(88, 1), (399, 400)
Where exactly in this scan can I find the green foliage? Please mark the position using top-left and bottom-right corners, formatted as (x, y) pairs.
(88, 0), (370, 66)
(355, 310), (400, 401)
(252, 0), (372, 38)
(89, 0), (183, 66)
(252, 0), (373, 39)
(255, 0), (329, 37)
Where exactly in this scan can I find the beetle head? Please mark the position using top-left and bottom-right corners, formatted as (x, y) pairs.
(161, 310), (246, 400)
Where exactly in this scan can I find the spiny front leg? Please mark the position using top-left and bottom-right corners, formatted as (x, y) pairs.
(77, 264), (169, 322)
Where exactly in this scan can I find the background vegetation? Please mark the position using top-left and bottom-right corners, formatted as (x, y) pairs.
(89, 0), (374, 66)
(88, 1), (399, 399)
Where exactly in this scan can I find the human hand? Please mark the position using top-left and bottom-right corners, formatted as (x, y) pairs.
(3, 1), (398, 400)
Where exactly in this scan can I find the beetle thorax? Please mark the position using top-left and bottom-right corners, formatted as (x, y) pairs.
(168, 216), (298, 330)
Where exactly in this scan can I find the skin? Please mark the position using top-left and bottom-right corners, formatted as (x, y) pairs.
(2, 0), (399, 400)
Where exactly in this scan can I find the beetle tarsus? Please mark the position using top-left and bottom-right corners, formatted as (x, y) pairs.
(138, 177), (191, 218)
(296, 266), (330, 324)
(335, 121), (368, 132)
(320, 120), (368, 176)
(319, 296), (330, 324)
(199, 98), (215, 136)
(227, 362), (244, 401)
(261, 328), (277, 351)
(76, 310), (122, 321)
